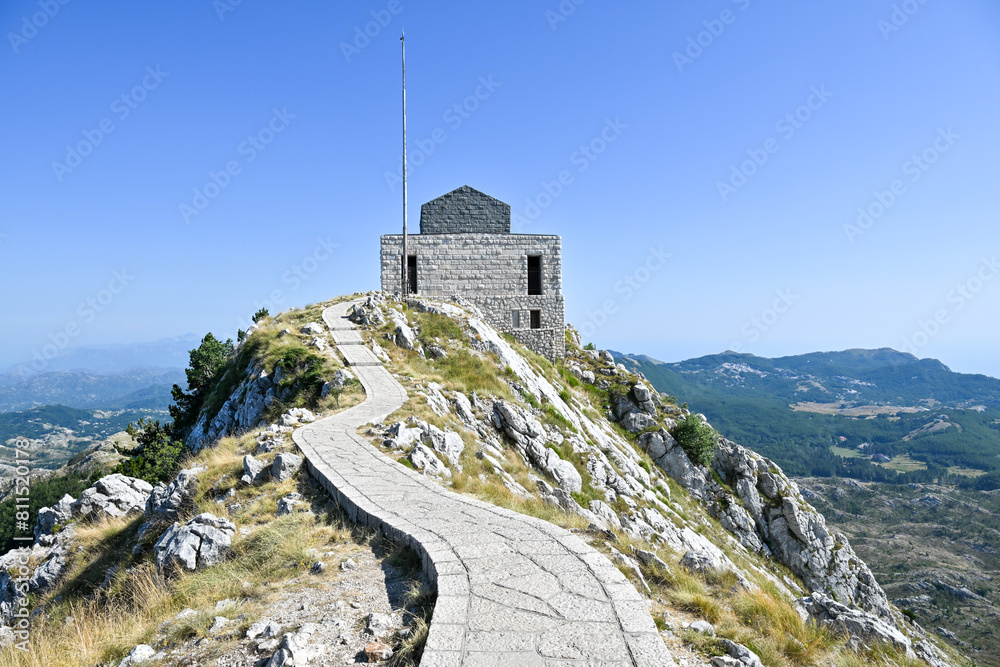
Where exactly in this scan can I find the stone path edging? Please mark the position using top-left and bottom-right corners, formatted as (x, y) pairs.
(293, 300), (674, 667)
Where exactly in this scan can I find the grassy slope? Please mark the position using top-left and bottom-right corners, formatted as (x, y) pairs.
(1, 296), (970, 667)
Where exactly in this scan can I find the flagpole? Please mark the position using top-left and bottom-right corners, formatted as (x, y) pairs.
(401, 31), (409, 297)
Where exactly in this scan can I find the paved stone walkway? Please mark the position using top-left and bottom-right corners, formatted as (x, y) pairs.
(293, 301), (674, 667)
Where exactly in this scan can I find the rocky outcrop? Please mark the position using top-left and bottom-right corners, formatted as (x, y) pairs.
(492, 400), (582, 494)
(154, 513), (236, 572)
(797, 594), (914, 656)
(146, 467), (202, 520)
(70, 474), (153, 520)
(187, 363), (277, 451)
(410, 443), (451, 478)
(34, 493), (74, 538)
(647, 433), (894, 621)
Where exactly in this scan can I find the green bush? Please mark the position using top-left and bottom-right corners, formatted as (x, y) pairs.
(113, 418), (185, 484)
(672, 414), (718, 467)
(0, 471), (99, 555)
(169, 333), (235, 435)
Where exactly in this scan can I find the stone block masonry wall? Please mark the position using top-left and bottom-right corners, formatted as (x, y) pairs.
(381, 233), (565, 359)
(420, 185), (511, 234)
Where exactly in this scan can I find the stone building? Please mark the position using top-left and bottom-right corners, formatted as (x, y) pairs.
(381, 185), (565, 359)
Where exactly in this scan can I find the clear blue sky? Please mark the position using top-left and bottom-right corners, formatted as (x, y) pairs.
(2, 1), (999, 378)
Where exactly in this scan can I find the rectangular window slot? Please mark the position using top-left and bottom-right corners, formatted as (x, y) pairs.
(512, 310), (521, 329)
(527, 255), (542, 295)
(407, 255), (417, 294)
(530, 310), (541, 329)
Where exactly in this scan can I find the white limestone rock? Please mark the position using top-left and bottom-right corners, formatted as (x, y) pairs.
(420, 424), (465, 468)
(70, 474), (153, 521)
(146, 467), (203, 519)
(241, 455), (268, 486)
(271, 452), (304, 482)
(154, 513), (236, 572)
(300, 322), (325, 335)
(35, 494), (75, 537)
(410, 443), (451, 478)
(797, 593), (914, 656)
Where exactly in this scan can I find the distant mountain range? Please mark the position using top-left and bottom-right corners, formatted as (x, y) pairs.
(0, 336), (195, 477)
(0, 368), (185, 412)
(617, 348), (1000, 483)
(3, 333), (199, 376)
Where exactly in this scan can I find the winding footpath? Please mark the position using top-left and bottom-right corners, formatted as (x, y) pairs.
(293, 301), (674, 667)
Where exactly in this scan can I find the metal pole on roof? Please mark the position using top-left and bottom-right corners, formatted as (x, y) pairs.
(401, 30), (409, 297)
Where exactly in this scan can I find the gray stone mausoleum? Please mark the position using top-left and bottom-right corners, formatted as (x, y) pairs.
(380, 186), (565, 359)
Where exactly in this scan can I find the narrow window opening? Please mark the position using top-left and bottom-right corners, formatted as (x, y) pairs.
(407, 255), (417, 294)
(512, 310), (521, 329)
(530, 310), (541, 329)
(527, 255), (542, 295)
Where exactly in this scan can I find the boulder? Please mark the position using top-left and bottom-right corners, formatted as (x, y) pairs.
(365, 612), (396, 638)
(241, 455), (268, 486)
(716, 640), (763, 667)
(146, 467), (202, 519)
(410, 444), (451, 478)
(300, 322), (325, 335)
(420, 425), (465, 467)
(277, 493), (303, 516)
(35, 494), (75, 537)
(118, 644), (157, 666)
(331, 368), (353, 388)
(394, 323), (416, 350)
(386, 421), (423, 448)
(426, 344), (448, 359)
(637, 428), (676, 461)
(690, 620), (715, 635)
(542, 449), (583, 494)
(70, 474), (153, 520)
(580, 369), (596, 384)
(271, 453), (304, 482)
(451, 392), (476, 425)
(154, 513), (236, 572)
(28, 549), (66, 593)
(247, 619), (282, 641)
(620, 411), (656, 434)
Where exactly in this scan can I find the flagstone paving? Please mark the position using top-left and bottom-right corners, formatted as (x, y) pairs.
(293, 301), (674, 666)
